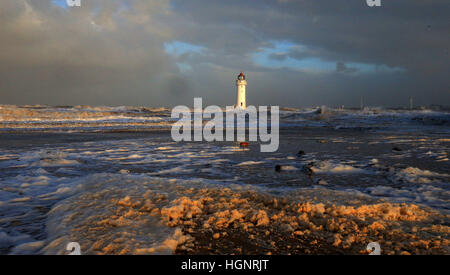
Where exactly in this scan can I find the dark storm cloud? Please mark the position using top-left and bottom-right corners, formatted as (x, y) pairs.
(0, 0), (448, 107)
(0, 0), (190, 106)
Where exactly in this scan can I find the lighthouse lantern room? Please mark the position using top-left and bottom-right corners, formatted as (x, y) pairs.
(236, 72), (247, 109)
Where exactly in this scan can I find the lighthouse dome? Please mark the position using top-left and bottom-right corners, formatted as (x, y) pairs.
(237, 72), (245, 80)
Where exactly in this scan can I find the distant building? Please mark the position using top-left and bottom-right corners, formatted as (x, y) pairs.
(236, 72), (247, 109)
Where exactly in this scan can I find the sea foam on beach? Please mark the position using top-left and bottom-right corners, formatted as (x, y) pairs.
(0, 105), (448, 254)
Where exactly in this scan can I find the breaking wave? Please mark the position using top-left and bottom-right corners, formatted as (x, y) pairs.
(1, 104), (449, 132)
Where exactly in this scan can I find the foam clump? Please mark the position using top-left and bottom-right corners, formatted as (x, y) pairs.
(135, 229), (192, 255)
(393, 167), (449, 183)
(135, 186), (447, 254)
(41, 174), (449, 255)
(311, 160), (367, 174)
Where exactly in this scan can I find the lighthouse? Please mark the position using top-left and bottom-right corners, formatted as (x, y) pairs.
(236, 72), (247, 109)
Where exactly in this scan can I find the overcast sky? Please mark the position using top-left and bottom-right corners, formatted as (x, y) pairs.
(0, 0), (449, 108)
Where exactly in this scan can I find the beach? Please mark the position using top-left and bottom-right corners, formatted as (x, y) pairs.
(0, 105), (449, 254)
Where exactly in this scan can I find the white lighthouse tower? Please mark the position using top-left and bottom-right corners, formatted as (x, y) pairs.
(236, 72), (247, 109)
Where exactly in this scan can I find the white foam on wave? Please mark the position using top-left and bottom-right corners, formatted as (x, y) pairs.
(311, 160), (369, 174)
(150, 166), (195, 175)
(392, 167), (449, 184)
(237, 161), (265, 166)
(366, 184), (449, 210)
(0, 105), (172, 131)
(1, 104), (448, 132)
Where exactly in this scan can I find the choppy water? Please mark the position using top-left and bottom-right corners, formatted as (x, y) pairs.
(0, 105), (449, 254)
(1, 104), (449, 132)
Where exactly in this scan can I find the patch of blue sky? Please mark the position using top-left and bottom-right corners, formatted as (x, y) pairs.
(52, 0), (69, 8)
(253, 40), (404, 74)
(254, 52), (336, 73)
(342, 62), (404, 74)
(52, 0), (106, 16)
(164, 41), (205, 57)
(252, 40), (333, 73)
